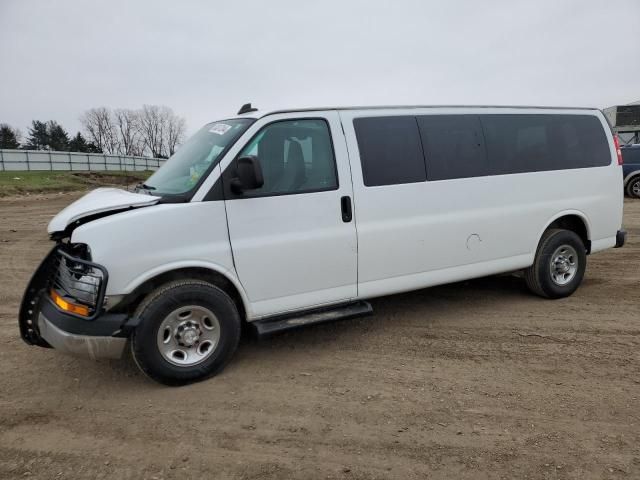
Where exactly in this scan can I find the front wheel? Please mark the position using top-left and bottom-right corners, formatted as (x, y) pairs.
(626, 177), (640, 198)
(524, 229), (587, 299)
(131, 280), (241, 386)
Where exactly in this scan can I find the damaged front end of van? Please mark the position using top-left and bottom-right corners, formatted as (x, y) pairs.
(18, 117), (255, 372)
(18, 188), (159, 359)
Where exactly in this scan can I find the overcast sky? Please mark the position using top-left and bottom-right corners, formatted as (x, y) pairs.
(1, 0), (639, 137)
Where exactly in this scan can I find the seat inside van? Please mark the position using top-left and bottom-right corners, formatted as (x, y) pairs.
(256, 124), (336, 194)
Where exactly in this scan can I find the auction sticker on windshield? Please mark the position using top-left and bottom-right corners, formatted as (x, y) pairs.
(209, 123), (232, 135)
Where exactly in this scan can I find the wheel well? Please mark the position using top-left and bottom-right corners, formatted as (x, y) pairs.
(546, 215), (590, 253)
(625, 171), (640, 182)
(113, 267), (247, 321)
(626, 173), (640, 188)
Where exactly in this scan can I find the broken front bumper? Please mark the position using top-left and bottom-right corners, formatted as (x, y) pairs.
(19, 246), (133, 360)
(36, 299), (128, 359)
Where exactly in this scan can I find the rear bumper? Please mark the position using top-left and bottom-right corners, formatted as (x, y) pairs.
(615, 229), (627, 248)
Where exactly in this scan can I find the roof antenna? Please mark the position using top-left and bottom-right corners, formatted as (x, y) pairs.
(237, 102), (258, 115)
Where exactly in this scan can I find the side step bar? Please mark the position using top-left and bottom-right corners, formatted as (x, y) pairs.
(252, 301), (373, 336)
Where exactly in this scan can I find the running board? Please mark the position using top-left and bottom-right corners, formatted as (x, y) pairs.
(252, 301), (373, 336)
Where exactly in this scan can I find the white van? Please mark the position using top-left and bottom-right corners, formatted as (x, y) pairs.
(20, 104), (626, 385)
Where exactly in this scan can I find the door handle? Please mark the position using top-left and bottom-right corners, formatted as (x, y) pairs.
(341, 196), (352, 223)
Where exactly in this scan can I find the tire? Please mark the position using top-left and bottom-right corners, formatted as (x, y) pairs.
(626, 176), (640, 198)
(131, 279), (241, 386)
(524, 229), (587, 299)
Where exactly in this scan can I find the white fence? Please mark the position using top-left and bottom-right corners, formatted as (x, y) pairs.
(0, 149), (166, 172)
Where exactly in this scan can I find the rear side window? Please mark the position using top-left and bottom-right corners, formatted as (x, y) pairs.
(417, 115), (488, 180)
(354, 116), (426, 186)
(481, 114), (610, 175)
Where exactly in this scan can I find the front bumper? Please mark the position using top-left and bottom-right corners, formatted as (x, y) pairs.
(19, 245), (135, 360)
(35, 298), (129, 359)
(38, 308), (127, 359)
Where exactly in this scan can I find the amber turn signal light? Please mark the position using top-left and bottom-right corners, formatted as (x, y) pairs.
(50, 289), (90, 317)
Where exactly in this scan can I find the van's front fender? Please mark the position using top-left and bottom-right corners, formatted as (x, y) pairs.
(69, 201), (249, 313)
(120, 260), (253, 319)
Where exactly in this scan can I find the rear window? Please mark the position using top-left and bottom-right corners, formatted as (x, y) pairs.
(353, 116), (427, 186)
(481, 114), (610, 175)
(622, 148), (640, 165)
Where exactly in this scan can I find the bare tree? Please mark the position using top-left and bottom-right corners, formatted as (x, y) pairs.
(165, 108), (186, 156)
(81, 105), (187, 158)
(137, 105), (165, 158)
(137, 105), (186, 158)
(80, 107), (119, 154)
(114, 108), (143, 156)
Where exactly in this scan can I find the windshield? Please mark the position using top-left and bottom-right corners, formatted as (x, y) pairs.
(143, 118), (254, 196)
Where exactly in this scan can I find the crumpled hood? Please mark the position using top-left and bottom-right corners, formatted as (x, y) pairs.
(48, 188), (160, 234)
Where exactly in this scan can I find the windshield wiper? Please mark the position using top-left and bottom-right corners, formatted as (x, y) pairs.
(136, 182), (156, 191)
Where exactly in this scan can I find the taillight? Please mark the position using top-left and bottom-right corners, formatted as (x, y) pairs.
(613, 134), (623, 165)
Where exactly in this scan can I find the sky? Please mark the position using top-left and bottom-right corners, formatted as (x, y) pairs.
(1, 0), (639, 137)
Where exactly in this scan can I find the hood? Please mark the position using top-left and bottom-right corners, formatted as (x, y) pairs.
(48, 188), (160, 234)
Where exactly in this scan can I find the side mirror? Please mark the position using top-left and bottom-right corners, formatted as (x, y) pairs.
(231, 155), (264, 193)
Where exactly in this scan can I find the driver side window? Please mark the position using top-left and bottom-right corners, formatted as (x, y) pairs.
(238, 118), (338, 196)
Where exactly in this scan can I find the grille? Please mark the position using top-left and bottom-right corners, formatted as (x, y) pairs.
(50, 249), (107, 317)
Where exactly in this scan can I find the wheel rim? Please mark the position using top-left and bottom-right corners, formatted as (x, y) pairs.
(632, 180), (640, 197)
(549, 245), (578, 286)
(156, 305), (221, 367)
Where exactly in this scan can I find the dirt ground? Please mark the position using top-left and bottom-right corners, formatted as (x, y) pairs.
(0, 192), (638, 480)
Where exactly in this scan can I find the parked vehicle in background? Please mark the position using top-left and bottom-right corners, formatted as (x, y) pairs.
(622, 145), (640, 198)
(19, 104), (626, 385)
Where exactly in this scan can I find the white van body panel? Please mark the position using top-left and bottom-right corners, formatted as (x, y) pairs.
(70, 196), (254, 316)
(48, 188), (159, 233)
(223, 189), (358, 318)
(339, 107), (621, 299)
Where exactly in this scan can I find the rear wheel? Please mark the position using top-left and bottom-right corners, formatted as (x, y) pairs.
(131, 280), (241, 386)
(524, 229), (587, 299)
(626, 176), (640, 198)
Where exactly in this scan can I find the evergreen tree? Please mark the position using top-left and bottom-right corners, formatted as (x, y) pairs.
(68, 132), (88, 152)
(69, 132), (102, 153)
(0, 124), (20, 148)
(68, 132), (102, 153)
(86, 142), (102, 153)
(47, 121), (70, 151)
(24, 120), (49, 150)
